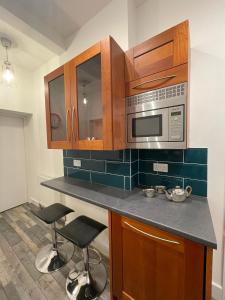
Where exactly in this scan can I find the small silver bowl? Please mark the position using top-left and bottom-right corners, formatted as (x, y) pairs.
(143, 188), (155, 198)
(155, 185), (166, 194)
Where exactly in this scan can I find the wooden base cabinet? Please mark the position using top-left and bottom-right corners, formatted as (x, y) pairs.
(109, 212), (213, 300)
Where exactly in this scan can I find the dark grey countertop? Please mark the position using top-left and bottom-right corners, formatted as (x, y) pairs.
(41, 176), (217, 249)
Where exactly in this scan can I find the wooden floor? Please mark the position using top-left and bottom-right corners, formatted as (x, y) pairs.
(0, 203), (109, 300)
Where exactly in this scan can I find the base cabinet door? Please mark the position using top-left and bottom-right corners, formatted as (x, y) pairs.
(110, 213), (207, 300)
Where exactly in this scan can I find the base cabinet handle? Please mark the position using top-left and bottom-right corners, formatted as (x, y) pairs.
(124, 221), (180, 245)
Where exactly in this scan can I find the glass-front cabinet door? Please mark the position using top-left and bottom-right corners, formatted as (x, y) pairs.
(44, 64), (72, 149)
(70, 42), (109, 150)
(77, 54), (103, 141)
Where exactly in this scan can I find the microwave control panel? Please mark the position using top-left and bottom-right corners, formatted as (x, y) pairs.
(169, 106), (184, 141)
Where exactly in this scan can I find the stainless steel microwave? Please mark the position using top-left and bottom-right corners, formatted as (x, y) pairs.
(126, 83), (187, 149)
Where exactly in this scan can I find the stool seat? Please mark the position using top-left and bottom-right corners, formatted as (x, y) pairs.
(32, 203), (73, 224)
(56, 215), (107, 249)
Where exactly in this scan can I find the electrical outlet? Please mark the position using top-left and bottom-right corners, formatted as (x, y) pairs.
(153, 163), (168, 173)
(73, 160), (81, 168)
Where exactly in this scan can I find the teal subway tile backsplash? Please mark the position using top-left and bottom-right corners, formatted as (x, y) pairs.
(81, 159), (105, 172)
(64, 149), (137, 190)
(139, 173), (183, 189)
(107, 162), (130, 176)
(124, 149), (139, 162)
(184, 179), (207, 197)
(91, 150), (123, 161)
(131, 161), (139, 175)
(130, 173), (139, 190)
(67, 168), (90, 181)
(91, 172), (124, 189)
(67, 150), (90, 159)
(139, 149), (183, 162)
(63, 148), (208, 196)
(138, 148), (208, 196)
(184, 148), (207, 164)
(158, 163), (207, 181)
(139, 160), (156, 174)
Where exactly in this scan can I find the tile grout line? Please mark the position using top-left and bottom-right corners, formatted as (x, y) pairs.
(138, 171), (207, 182)
(138, 159), (207, 166)
(65, 156), (129, 163)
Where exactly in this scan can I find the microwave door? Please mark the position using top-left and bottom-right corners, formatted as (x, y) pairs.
(127, 108), (169, 143)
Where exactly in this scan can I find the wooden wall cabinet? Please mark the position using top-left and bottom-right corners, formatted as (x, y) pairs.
(45, 36), (125, 150)
(109, 212), (213, 300)
(125, 20), (189, 96)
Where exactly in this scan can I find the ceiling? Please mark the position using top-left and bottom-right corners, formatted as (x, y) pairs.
(0, 0), (112, 48)
(0, 0), (145, 71)
(0, 0), (113, 70)
(0, 18), (54, 71)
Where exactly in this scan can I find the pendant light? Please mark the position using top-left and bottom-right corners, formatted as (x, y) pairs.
(1, 37), (14, 85)
(82, 82), (88, 105)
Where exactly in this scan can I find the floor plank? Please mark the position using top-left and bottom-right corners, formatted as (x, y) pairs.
(4, 282), (21, 300)
(0, 285), (8, 300)
(0, 233), (46, 300)
(12, 241), (43, 282)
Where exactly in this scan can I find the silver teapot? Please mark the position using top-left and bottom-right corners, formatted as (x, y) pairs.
(165, 186), (192, 202)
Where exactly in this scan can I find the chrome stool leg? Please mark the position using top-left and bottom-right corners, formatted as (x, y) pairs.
(66, 247), (107, 300)
(35, 222), (74, 273)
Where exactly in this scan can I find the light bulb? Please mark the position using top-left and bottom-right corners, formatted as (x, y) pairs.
(2, 62), (14, 84)
(83, 97), (88, 105)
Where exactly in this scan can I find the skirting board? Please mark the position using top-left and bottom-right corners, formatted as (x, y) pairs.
(212, 282), (223, 300)
(29, 196), (40, 207)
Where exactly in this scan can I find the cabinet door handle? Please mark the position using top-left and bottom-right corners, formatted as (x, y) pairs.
(66, 109), (71, 141)
(123, 221), (180, 245)
(71, 106), (75, 141)
(133, 75), (176, 89)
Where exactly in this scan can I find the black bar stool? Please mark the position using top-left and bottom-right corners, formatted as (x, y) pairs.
(32, 203), (75, 273)
(56, 215), (107, 300)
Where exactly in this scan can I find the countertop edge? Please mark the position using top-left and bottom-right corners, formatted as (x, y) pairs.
(41, 180), (217, 249)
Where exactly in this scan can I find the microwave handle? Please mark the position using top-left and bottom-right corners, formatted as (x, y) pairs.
(133, 75), (176, 89)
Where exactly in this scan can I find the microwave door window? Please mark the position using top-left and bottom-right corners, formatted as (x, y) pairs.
(132, 115), (162, 137)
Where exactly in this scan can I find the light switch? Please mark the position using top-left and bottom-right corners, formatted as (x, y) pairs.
(73, 160), (81, 167)
(153, 163), (168, 173)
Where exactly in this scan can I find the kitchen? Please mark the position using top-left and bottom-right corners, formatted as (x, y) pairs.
(0, 0), (223, 299)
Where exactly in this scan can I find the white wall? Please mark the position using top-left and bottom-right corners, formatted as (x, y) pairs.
(136, 0), (225, 297)
(0, 65), (34, 114)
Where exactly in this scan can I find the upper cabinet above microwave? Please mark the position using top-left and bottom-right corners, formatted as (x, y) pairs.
(45, 36), (125, 150)
(125, 20), (189, 96)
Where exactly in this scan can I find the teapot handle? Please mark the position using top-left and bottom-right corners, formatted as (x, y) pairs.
(185, 186), (192, 197)
(165, 189), (172, 200)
